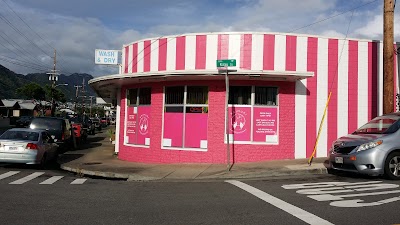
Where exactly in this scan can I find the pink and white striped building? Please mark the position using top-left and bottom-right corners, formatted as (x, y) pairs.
(89, 32), (399, 164)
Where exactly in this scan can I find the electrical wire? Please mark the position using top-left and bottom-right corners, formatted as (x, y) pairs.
(0, 56), (48, 72)
(288, 0), (379, 33)
(0, 0), (75, 75)
(125, 0), (381, 74)
(0, 32), (50, 70)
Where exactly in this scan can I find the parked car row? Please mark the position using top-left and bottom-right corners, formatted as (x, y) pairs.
(0, 114), (112, 167)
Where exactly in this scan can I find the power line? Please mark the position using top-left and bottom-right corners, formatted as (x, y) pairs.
(0, 32), (50, 69)
(0, 0), (75, 75)
(0, 12), (53, 59)
(0, 56), (48, 72)
(125, 1), (381, 73)
(288, 0), (380, 33)
(1, 0), (54, 50)
(0, 40), (49, 70)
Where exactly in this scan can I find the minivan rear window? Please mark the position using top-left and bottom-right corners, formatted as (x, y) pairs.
(30, 118), (62, 130)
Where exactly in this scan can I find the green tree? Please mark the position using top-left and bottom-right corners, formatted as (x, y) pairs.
(16, 82), (46, 100)
(44, 84), (66, 103)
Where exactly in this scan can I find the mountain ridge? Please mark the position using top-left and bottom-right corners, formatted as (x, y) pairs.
(0, 64), (96, 100)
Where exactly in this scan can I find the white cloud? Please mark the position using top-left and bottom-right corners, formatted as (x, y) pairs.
(0, 0), (397, 78)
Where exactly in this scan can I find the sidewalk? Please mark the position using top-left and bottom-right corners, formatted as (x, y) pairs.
(59, 133), (329, 181)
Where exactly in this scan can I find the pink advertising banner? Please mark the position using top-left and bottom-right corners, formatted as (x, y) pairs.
(184, 112), (208, 148)
(253, 107), (278, 142)
(163, 113), (184, 147)
(228, 107), (251, 141)
(136, 106), (151, 145)
(126, 106), (137, 144)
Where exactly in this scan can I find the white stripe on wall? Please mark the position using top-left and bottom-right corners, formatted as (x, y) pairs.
(294, 36), (308, 159)
(378, 42), (383, 116)
(358, 41), (369, 127)
(316, 38), (328, 157)
(122, 46), (126, 73)
(251, 34), (264, 71)
(337, 40), (349, 138)
(166, 37), (177, 71)
(274, 35), (286, 71)
(206, 34), (218, 70)
(150, 39), (159, 72)
(396, 46), (399, 98)
(229, 34), (241, 69)
(185, 35), (196, 70)
(128, 44), (133, 73)
(137, 41), (144, 73)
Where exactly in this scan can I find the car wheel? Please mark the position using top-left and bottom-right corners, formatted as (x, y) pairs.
(384, 152), (400, 180)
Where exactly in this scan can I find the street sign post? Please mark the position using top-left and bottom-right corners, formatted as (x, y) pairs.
(217, 59), (237, 172)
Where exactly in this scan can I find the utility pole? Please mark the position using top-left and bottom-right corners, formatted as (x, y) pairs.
(383, 0), (395, 114)
(88, 96), (95, 117)
(81, 77), (86, 115)
(47, 49), (59, 117)
(74, 85), (82, 113)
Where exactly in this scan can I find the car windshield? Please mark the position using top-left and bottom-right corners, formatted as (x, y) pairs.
(30, 118), (62, 130)
(354, 115), (400, 134)
(0, 130), (39, 141)
(70, 117), (81, 123)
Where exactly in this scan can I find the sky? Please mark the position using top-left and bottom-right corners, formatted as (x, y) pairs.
(0, 0), (398, 77)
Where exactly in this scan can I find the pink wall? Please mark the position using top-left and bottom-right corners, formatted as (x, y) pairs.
(118, 80), (295, 164)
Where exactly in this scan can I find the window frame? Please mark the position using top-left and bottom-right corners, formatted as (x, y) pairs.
(124, 87), (152, 147)
(162, 85), (209, 151)
(226, 85), (279, 145)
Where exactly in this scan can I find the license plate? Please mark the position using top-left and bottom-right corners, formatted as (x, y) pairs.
(335, 157), (343, 164)
(7, 146), (18, 151)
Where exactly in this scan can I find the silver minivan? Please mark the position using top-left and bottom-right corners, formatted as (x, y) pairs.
(326, 112), (400, 179)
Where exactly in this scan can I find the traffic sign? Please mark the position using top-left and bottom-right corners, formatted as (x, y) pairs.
(216, 59), (236, 67)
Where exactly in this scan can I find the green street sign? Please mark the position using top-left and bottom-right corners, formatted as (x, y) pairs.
(216, 59), (236, 67)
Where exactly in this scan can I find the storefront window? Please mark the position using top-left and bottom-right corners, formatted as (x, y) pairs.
(187, 86), (208, 104)
(228, 86), (279, 144)
(229, 86), (251, 105)
(125, 87), (151, 146)
(165, 86), (184, 104)
(163, 86), (208, 150)
(127, 88), (138, 106)
(255, 87), (278, 106)
(139, 88), (151, 105)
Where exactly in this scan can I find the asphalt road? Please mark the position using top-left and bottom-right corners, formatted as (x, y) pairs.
(1, 127), (400, 225)
(0, 168), (399, 225)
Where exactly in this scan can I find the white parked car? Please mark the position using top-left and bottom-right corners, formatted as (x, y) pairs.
(0, 128), (59, 167)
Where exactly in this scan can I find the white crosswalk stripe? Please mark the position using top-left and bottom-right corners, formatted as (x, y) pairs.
(40, 176), (64, 185)
(10, 172), (44, 184)
(0, 171), (89, 185)
(71, 178), (87, 184)
(0, 171), (20, 180)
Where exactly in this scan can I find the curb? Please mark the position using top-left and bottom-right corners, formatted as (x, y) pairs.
(60, 164), (130, 180)
(60, 164), (328, 182)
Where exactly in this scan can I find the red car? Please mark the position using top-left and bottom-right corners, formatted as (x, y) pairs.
(69, 117), (88, 144)
(100, 117), (108, 127)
